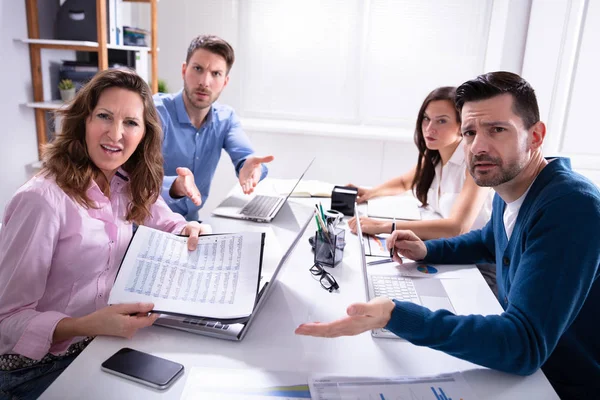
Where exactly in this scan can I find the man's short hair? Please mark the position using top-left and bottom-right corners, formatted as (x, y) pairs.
(455, 71), (540, 129)
(186, 35), (235, 74)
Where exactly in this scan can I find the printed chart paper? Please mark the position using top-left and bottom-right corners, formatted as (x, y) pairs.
(109, 226), (263, 319)
(309, 372), (477, 400)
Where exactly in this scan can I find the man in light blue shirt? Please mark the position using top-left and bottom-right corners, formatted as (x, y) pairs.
(154, 35), (274, 220)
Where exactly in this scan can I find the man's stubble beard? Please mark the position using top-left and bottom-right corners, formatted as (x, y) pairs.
(469, 155), (524, 187)
(184, 83), (221, 110)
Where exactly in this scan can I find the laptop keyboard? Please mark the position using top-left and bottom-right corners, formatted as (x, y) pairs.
(240, 195), (280, 218)
(182, 318), (230, 330)
(371, 275), (420, 304)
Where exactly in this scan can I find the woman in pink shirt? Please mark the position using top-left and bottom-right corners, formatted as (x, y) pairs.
(0, 69), (210, 399)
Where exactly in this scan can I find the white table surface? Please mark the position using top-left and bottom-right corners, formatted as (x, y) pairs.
(40, 183), (558, 399)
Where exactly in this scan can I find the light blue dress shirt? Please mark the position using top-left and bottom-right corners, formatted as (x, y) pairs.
(154, 91), (268, 220)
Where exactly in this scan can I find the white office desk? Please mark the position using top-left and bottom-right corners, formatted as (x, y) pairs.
(40, 192), (558, 400)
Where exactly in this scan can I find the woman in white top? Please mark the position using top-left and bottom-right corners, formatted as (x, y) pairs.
(349, 86), (492, 240)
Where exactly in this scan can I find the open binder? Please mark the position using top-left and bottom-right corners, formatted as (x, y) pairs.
(108, 226), (265, 320)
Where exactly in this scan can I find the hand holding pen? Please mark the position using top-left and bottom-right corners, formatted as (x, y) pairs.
(368, 218), (398, 266)
(386, 229), (427, 264)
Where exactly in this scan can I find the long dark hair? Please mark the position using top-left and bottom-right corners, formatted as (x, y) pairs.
(42, 68), (164, 225)
(412, 86), (461, 206)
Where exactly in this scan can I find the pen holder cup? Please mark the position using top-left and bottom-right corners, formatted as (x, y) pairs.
(323, 209), (344, 227)
(314, 228), (346, 267)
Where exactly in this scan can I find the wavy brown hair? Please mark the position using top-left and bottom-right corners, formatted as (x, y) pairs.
(412, 86), (461, 206)
(42, 68), (164, 225)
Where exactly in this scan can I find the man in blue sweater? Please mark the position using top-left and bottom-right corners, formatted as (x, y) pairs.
(154, 35), (274, 220)
(296, 72), (600, 399)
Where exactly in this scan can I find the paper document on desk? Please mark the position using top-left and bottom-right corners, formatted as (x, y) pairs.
(365, 234), (391, 257)
(309, 372), (478, 400)
(367, 195), (422, 220)
(181, 367), (311, 399)
(109, 226), (264, 320)
(274, 179), (335, 198)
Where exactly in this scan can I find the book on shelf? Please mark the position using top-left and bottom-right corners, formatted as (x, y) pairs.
(108, 0), (123, 45)
(60, 61), (99, 72)
(108, 226), (266, 320)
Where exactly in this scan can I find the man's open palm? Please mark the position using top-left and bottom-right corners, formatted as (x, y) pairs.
(171, 167), (202, 206)
(239, 155), (275, 194)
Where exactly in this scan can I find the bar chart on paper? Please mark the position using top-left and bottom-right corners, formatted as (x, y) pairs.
(309, 372), (477, 400)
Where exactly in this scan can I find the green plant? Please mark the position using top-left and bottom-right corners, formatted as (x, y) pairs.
(58, 79), (75, 90)
(157, 79), (168, 93)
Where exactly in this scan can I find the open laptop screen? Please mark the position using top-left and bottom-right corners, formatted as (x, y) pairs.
(354, 203), (370, 300)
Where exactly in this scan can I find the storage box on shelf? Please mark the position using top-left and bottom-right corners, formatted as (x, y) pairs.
(19, 0), (158, 159)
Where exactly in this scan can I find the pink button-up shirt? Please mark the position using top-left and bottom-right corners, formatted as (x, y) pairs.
(0, 171), (188, 360)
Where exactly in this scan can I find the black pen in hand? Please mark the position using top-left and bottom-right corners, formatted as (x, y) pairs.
(389, 217), (396, 258)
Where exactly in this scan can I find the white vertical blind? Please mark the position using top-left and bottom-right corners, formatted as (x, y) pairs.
(362, 0), (492, 127)
(561, 0), (600, 155)
(240, 0), (362, 122)
(239, 0), (492, 127)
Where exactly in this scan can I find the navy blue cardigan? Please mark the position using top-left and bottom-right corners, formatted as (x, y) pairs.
(385, 158), (600, 399)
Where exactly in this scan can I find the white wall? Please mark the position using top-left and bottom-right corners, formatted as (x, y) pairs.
(0, 0), (40, 213)
(156, 0), (240, 107)
(522, 0), (600, 184)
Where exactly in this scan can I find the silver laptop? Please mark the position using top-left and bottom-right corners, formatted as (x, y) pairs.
(212, 158), (315, 223)
(155, 201), (314, 341)
(355, 204), (455, 339)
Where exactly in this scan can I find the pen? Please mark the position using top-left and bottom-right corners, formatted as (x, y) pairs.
(315, 212), (334, 258)
(319, 202), (326, 221)
(390, 217), (396, 258)
(315, 204), (324, 227)
(314, 207), (328, 234)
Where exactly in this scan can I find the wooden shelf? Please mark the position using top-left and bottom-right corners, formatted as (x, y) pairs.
(18, 38), (99, 51)
(17, 38), (153, 53)
(23, 0), (159, 159)
(107, 43), (153, 52)
(23, 101), (66, 110)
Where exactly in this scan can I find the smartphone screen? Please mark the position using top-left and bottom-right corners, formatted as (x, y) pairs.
(101, 348), (184, 390)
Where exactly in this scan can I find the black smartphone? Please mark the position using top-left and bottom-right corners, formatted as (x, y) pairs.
(101, 348), (184, 390)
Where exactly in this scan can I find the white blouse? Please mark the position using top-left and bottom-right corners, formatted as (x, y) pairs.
(425, 144), (493, 230)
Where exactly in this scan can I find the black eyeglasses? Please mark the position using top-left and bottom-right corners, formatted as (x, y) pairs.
(309, 262), (339, 292)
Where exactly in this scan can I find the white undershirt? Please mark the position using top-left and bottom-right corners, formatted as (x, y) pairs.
(428, 144), (493, 230)
(503, 183), (534, 240)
